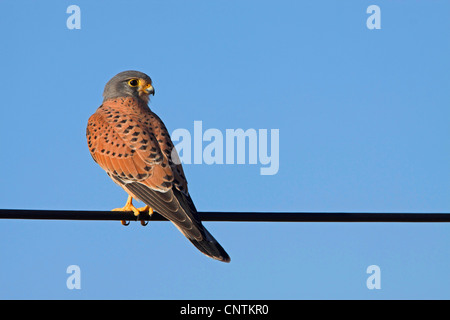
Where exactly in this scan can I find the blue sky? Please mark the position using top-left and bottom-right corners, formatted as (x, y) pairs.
(0, 1), (449, 299)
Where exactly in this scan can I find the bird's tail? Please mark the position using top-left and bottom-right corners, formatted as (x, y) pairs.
(179, 224), (231, 263)
(123, 180), (231, 263)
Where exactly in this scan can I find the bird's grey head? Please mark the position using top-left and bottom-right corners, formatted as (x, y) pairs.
(103, 70), (155, 104)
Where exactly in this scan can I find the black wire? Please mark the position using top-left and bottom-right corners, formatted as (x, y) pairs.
(1, 209), (450, 222)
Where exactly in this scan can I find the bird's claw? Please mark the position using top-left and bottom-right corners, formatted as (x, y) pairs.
(112, 196), (153, 227)
(140, 220), (149, 226)
(137, 205), (153, 227)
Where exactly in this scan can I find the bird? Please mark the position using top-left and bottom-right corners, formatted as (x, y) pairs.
(86, 70), (230, 263)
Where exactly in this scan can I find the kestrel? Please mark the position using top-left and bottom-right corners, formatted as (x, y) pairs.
(86, 70), (230, 263)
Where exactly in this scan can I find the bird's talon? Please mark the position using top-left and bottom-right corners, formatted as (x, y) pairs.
(113, 195), (142, 225)
(136, 205), (153, 226)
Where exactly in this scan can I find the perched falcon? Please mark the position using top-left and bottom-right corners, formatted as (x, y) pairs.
(86, 70), (230, 263)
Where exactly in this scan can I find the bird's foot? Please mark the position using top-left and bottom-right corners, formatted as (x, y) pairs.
(136, 205), (154, 226)
(112, 195), (142, 226)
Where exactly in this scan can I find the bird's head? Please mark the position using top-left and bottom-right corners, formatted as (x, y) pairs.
(103, 70), (155, 104)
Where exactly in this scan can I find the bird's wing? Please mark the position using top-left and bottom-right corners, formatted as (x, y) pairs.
(143, 111), (189, 193)
(86, 108), (173, 192)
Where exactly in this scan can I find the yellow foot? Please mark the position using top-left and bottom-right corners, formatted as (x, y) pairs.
(136, 205), (154, 226)
(112, 196), (153, 226)
(112, 195), (141, 226)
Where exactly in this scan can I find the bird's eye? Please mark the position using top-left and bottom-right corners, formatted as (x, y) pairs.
(128, 79), (139, 87)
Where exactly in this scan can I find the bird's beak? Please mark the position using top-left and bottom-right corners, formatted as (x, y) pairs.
(139, 82), (155, 96)
(147, 85), (155, 96)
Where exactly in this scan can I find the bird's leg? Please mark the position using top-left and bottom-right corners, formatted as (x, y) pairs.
(112, 195), (141, 226)
(136, 205), (154, 226)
